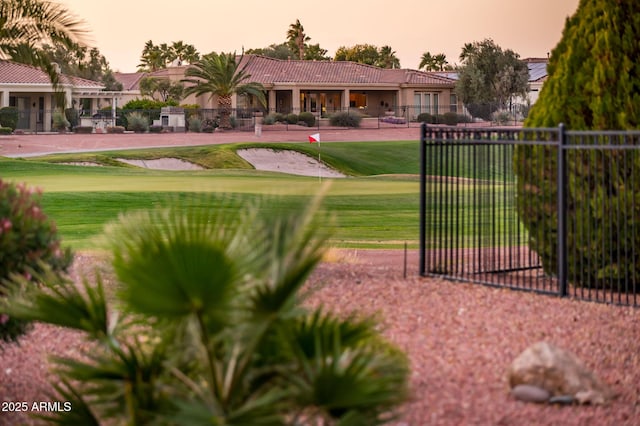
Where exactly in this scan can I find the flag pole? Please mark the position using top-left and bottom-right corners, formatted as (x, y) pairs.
(318, 138), (321, 183)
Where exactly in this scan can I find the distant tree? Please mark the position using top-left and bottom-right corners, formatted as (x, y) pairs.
(138, 40), (167, 71)
(376, 45), (400, 69)
(246, 43), (295, 60)
(139, 77), (184, 103)
(454, 38), (528, 119)
(286, 19), (310, 60)
(458, 42), (477, 63)
(515, 0), (640, 290)
(42, 43), (122, 90)
(334, 44), (380, 65)
(304, 43), (330, 60)
(182, 52), (266, 129)
(169, 40), (200, 65)
(419, 51), (449, 71)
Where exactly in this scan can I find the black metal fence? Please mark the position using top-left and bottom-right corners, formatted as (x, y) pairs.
(419, 123), (640, 307)
(2, 103), (530, 133)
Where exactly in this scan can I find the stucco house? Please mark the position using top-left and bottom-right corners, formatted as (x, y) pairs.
(117, 55), (462, 119)
(0, 60), (129, 132)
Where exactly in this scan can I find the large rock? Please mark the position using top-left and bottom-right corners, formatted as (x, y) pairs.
(507, 341), (612, 405)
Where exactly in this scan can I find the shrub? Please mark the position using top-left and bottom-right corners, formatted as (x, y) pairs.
(201, 118), (218, 133)
(149, 125), (163, 133)
(0, 180), (72, 343)
(329, 111), (362, 127)
(491, 110), (513, 125)
(65, 108), (79, 130)
(188, 117), (202, 132)
(126, 112), (149, 133)
(416, 112), (435, 124)
(262, 113), (278, 125)
(442, 112), (459, 126)
(74, 126), (93, 134)
(0, 107), (19, 130)
(0, 127), (12, 135)
(52, 111), (70, 132)
(286, 113), (298, 124)
(298, 111), (316, 127)
(106, 126), (125, 134)
(515, 0), (640, 290)
(2, 194), (409, 424)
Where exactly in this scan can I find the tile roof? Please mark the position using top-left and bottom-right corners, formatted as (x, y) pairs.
(239, 55), (456, 86)
(114, 72), (147, 91)
(0, 60), (104, 88)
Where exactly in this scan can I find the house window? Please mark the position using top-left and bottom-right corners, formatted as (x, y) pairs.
(349, 92), (367, 109)
(450, 94), (458, 113)
(414, 92), (432, 114)
(433, 94), (439, 115)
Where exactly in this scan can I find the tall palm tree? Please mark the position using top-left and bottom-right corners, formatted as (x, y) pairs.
(377, 45), (400, 69)
(286, 19), (310, 60)
(182, 52), (266, 129)
(0, 0), (88, 104)
(433, 53), (449, 71)
(459, 42), (478, 63)
(137, 40), (166, 71)
(4, 192), (410, 425)
(419, 51), (436, 71)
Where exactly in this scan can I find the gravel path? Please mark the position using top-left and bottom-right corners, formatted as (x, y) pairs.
(1, 250), (639, 425)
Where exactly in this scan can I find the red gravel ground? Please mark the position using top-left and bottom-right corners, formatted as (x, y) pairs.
(2, 129), (640, 425)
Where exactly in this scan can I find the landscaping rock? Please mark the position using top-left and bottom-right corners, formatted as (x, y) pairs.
(511, 384), (550, 403)
(507, 341), (612, 405)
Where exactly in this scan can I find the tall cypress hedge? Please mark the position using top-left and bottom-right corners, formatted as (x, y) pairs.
(514, 0), (640, 289)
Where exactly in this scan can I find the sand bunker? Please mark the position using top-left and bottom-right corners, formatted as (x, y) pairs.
(237, 148), (346, 178)
(116, 158), (205, 170)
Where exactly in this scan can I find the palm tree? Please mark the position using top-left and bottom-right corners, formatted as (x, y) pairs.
(419, 51), (436, 71)
(377, 45), (400, 69)
(171, 40), (199, 65)
(459, 42), (478, 63)
(4, 192), (410, 425)
(137, 40), (166, 71)
(286, 19), (310, 60)
(433, 53), (449, 71)
(0, 0), (88, 104)
(182, 52), (266, 129)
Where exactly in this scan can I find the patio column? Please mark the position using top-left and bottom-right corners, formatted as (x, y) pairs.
(43, 95), (53, 132)
(268, 90), (276, 113)
(343, 89), (350, 111)
(1, 90), (9, 107)
(291, 88), (300, 113)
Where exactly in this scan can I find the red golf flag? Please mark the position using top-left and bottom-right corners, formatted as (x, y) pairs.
(308, 133), (320, 143)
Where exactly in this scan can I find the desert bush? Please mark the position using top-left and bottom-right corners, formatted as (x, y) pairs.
(0, 107), (19, 130)
(441, 112), (459, 126)
(0, 127), (12, 135)
(201, 118), (218, 133)
(491, 110), (513, 125)
(329, 111), (362, 127)
(262, 112), (279, 125)
(106, 126), (125, 134)
(188, 117), (202, 132)
(298, 111), (316, 127)
(2, 194), (409, 424)
(0, 180), (72, 343)
(416, 112), (435, 124)
(65, 108), (79, 130)
(286, 113), (299, 124)
(52, 111), (70, 132)
(74, 126), (93, 134)
(126, 112), (149, 133)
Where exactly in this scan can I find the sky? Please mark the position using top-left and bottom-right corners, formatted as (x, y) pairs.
(59, 0), (581, 73)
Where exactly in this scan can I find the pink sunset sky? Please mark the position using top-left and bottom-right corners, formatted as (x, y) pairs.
(59, 0), (580, 72)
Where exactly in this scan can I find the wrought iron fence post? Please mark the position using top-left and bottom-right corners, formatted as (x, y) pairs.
(557, 123), (568, 296)
(419, 123), (427, 276)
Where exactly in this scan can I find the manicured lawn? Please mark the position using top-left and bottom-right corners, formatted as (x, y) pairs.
(0, 141), (516, 250)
